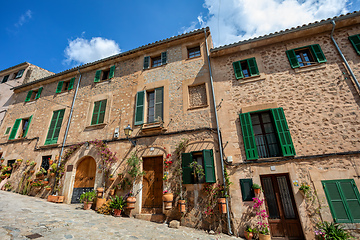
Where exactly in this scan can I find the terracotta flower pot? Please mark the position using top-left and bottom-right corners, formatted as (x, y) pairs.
(0, 159), (4, 163)
(259, 233), (271, 240)
(30, 170), (35, 174)
(95, 198), (106, 211)
(244, 231), (253, 240)
(126, 196), (136, 209)
(96, 188), (104, 198)
(45, 187), (52, 191)
(254, 188), (261, 195)
(49, 160), (53, 165)
(50, 172), (55, 177)
(218, 198), (227, 214)
(109, 177), (115, 181)
(113, 209), (122, 217)
(178, 200), (186, 213)
(162, 193), (174, 210)
(55, 156), (59, 161)
(43, 181), (49, 185)
(110, 189), (115, 195)
(0, 175), (5, 179)
(84, 202), (92, 210)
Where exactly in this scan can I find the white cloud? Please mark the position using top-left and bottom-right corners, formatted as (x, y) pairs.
(192, 0), (350, 46)
(15, 10), (32, 27)
(64, 37), (121, 65)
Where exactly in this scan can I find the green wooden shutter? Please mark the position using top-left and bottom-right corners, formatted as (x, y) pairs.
(56, 81), (64, 93)
(154, 87), (163, 122)
(68, 78), (75, 90)
(94, 70), (102, 82)
(45, 109), (65, 145)
(182, 152), (193, 184)
(161, 52), (167, 65)
(91, 100), (107, 125)
(25, 90), (33, 102)
(109, 65), (115, 79)
(35, 87), (43, 100)
(143, 56), (150, 69)
(134, 91), (145, 125)
(16, 69), (25, 78)
(286, 49), (300, 68)
(240, 179), (255, 201)
(232, 61), (244, 79)
(340, 180), (360, 222)
(247, 57), (259, 76)
(349, 35), (360, 55)
(323, 181), (352, 223)
(239, 113), (258, 160)
(310, 44), (327, 63)
(203, 149), (216, 183)
(9, 119), (21, 140)
(23, 115), (32, 138)
(271, 108), (295, 157)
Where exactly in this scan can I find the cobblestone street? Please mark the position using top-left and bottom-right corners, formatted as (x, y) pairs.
(0, 191), (241, 240)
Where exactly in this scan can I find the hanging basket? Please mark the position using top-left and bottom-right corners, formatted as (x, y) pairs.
(162, 193), (174, 210)
(178, 200), (186, 213)
(217, 198), (227, 214)
(126, 196), (136, 209)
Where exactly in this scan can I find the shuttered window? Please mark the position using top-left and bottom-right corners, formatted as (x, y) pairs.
(232, 57), (259, 80)
(143, 51), (167, 69)
(68, 77), (75, 90)
(2, 75), (9, 83)
(286, 44), (327, 68)
(94, 70), (102, 83)
(8, 116), (33, 140)
(45, 109), (65, 145)
(239, 107), (295, 160)
(35, 87), (43, 100)
(25, 90), (33, 102)
(134, 88), (164, 125)
(15, 69), (25, 79)
(134, 91), (145, 125)
(22, 115), (32, 138)
(322, 179), (360, 223)
(181, 149), (216, 184)
(109, 65), (116, 79)
(56, 81), (64, 93)
(240, 178), (255, 201)
(91, 100), (107, 125)
(349, 34), (360, 55)
(9, 119), (21, 140)
(56, 78), (75, 93)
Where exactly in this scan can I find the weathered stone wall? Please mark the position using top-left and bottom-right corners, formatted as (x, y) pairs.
(25, 65), (53, 84)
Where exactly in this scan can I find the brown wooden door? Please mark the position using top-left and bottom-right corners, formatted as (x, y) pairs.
(71, 157), (96, 203)
(142, 156), (163, 213)
(261, 174), (304, 240)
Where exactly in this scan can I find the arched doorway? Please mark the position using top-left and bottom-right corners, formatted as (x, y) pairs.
(71, 156), (96, 203)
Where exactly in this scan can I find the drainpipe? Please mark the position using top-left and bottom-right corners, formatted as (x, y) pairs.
(330, 20), (360, 93)
(204, 28), (233, 235)
(54, 68), (82, 195)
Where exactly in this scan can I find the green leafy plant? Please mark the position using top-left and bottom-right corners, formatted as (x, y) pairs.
(315, 221), (351, 240)
(189, 161), (205, 180)
(299, 182), (311, 198)
(79, 191), (96, 203)
(4, 182), (12, 191)
(245, 226), (254, 233)
(50, 163), (57, 173)
(252, 183), (261, 189)
(31, 181), (43, 187)
(127, 152), (145, 179)
(30, 161), (36, 166)
(109, 195), (125, 210)
(36, 168), (47, 176)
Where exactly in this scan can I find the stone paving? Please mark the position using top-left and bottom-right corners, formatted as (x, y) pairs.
(0, 191), (242, 240)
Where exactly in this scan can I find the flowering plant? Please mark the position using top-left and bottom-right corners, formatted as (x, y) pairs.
(163, 190), (169, 194)
(315, 221), (351, 240)
(163, 172), (168, 181)
(204, 205), (214, 216)
(164, 154), (172, 168)
(299, 182), (311, 198)
(253, 197), (270, 235)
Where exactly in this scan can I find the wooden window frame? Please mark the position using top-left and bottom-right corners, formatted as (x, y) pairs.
(56, 78), (75, 94)
(91, 99), (107, 125)
(8, 116), (32, 140)
(134, 87), (164, 126)
(143, 52), (167, 70)
(188, 46), (201, 59)
(232, 57), (259, 80)
(45, 109), (65, 145)
(286, 44), (327, 69)
(15, 69), (25, 79)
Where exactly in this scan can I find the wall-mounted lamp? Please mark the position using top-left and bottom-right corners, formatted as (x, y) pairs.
(124, 124), (136, 146)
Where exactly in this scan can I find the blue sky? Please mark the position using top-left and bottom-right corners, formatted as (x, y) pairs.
(1, 0), (360, 74)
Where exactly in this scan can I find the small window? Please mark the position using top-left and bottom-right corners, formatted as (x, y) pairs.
(102, 69), (110, 80)
(8, 116), (32, 140)
(232, 57), (259, 79)
(143, 52), (167, 69)
(25, 87), (43, 102)
(188, 84), (207, 108)
(349, 34), (360, 55)
(5, 127), (11, 135)
(15, 69), (25, 79)
(1, 75), (9, 83)
(91, 100), (107, 125)
(19, 118), (31, 138)
(188, 46), (201, 58)
(56, 78), (75, 93)
(286, 44), (326, 69)
(41, 156), (51, 171)
(152, 56), (162, 67)
(322, 179), (360, 223)
(181, 149), (216, 184)
(94, 65), (115, 83)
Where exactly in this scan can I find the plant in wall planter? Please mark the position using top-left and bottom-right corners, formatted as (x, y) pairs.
(109, 174), (115, 181)
(36, 168), (47, 179)
(252, 183), (262, 195)
(80, 191), (96, 210)
(126, 191), (136, 210)
(30, 161), (36, 167)
(16, 159), (23, 166)
(43, 178), (49, 185)
(50, 163), (57, 177)
(162, 190), (174, 210)
(45, 185), (52, 191)
(299, 182), (311, 198)
(0, 158), (4, 163)
(109, 195), (125, 217)
(4, 182), (12, 191)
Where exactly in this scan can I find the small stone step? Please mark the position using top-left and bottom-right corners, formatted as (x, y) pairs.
(135, 213), (165, 223)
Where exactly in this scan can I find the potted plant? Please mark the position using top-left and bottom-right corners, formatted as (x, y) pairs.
(16, 159), (23, 166)
(252, 183), (262, 195)
(31, 181), (43, 192)
(50, 163), (57, 177)
(80, 191), (96, 210)
(315, 221), (351, 240)
(45, 185), (52, 191)
(4, 182), (12, 191)
(253, 197), (271, 240)
(26, 160), (30, 166)
(0, 158), (4, 163)
(36, 168), (47, 179)
(109, 174), (115, 181)
(49, 159), (54, 165)
(299, 182), (311, 198)
(109, 195), (125, 217)
(244, 226), (254, 240)
(162, 190), (174, 210)
(30, 161), (36, 167)
(126, 191), (136, 209)
(43, 178), (49, 185)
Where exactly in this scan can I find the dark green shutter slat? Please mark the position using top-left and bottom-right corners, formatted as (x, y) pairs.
(45, 109), (65, 145)
(5, 127), (11, 135)
(16, 69), (24, 78)
(271, 108), (295, 157)
(154, 87), (163, 122)
(161, 52), (167, 65)
(239, 113), (258, 160)
(143, 56), (150, 69)
(181, 153), (193, 184)
(45, 111), (59, 144)
(35, 87), (43, 100)
(310, 44), (327, 63)
(232, 61), (244, 79)
(25, 90), (32, 102)
(95, 99), (107, 124)
(286, 49), (300, 68)
(94, 70), (102, 82)
(203, 149), (215, 183)
(68, 78), (75, 90)
(247, 58), (259, 76)
(240, 179), (255, 201)
(349, 35), (360, 55)
(340, 180), (360, 222)
(134, 91), (145, 125)
(91, 101), (101, 125)
(56, 81), (64, 93)
(9, 119), (21, 140)
(109, 65), (115, 79)
(23, 115), (32, 138)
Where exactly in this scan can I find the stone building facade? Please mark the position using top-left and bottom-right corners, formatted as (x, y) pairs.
(210, 12), (360, 239)
(0, 62), (53, 127)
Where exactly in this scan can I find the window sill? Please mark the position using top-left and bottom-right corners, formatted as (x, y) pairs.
(140, 122), (166, 135)
(56, 90), (71, 96)
(237, 75), (266, 84)
(188, 104), (209, 111)
(85, 123), (107, 130)
(186, 55), (202, 61)
(24, 100), (37, 105)
(8, 137), (28, 142)
(294, 63), (326, 73)
(40, 143), (59, 149)
(95, 79), (112, 85)
(144, 63), (167, 71)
